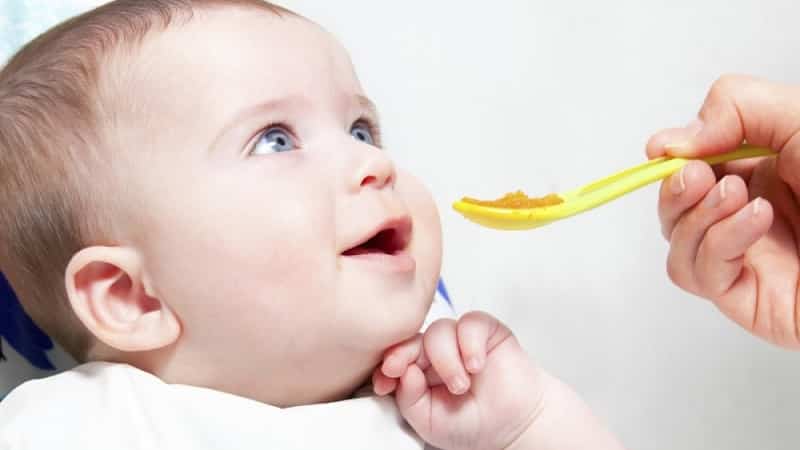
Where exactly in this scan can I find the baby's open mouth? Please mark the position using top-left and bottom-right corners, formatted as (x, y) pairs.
(342, 217), (412, 256)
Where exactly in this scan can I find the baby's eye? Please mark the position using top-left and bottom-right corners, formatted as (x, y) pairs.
(351, 122), (376, 146)
(251, 126), (296, 156)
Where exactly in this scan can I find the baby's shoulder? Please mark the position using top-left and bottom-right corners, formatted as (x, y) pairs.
(2, 361), (156, 405)
(0, 362), (163, 447)
(0, 363), (430, 449)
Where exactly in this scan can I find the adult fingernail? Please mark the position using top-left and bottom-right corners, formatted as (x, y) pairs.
(449, 376), (469, 394)
(665, 119), (704, 155)
(703, 177), (727, 209)
(664, 141), (691, 154)
(670, 166), (687, 195)
(685, 118), (704, 134)
(732, 197), (762, 223)
(752, 197), (762, 216)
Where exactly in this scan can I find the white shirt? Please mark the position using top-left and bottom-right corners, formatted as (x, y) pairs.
(0, 362), (435, 449)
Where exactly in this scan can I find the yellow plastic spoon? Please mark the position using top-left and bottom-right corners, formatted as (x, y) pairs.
(452, 145), (776, 231)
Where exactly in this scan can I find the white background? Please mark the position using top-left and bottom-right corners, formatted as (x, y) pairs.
(1, 1), (798, 448)
(282, 1), (800, 449)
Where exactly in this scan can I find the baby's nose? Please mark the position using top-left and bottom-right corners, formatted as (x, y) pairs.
(351, 147), (396, 191)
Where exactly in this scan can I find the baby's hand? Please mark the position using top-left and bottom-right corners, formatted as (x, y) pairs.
(372, 312), (542, 450)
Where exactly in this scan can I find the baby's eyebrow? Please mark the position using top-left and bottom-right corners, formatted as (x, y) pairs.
(209, 95), (380, 153)
(210, 96), (309, 152)
(356, 95), (380, 122)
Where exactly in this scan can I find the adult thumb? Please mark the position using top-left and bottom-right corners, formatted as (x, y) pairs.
(666, 75), (800, 158)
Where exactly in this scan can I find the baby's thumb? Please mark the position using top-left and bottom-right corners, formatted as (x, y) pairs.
(665, 75), (800, 160)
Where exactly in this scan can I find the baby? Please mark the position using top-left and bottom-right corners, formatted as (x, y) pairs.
(0, 1), (623, 449)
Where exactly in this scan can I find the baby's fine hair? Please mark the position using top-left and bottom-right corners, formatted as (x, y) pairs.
(0, 0), (293, 361)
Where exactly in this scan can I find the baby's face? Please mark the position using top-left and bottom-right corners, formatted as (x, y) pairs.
(119, 9), (441, 405)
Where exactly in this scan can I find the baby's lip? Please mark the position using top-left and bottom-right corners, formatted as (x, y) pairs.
(341, 216), (413, 257)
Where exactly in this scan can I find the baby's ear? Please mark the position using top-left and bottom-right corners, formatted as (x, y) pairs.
(65, 247), (180, 353)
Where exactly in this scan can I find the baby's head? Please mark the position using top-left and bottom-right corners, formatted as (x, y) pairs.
(0, 0), (442, 406)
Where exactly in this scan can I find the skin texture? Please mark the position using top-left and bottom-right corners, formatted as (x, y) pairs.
(648, 74), (800, 350)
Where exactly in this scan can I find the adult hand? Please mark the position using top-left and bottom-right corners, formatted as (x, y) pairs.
(647, 75), (800, 349)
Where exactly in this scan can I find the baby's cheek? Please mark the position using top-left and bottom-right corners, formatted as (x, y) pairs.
(397, 171), (442, 245)
(400, 173), (442, 285)
(397, 174), (443, 312)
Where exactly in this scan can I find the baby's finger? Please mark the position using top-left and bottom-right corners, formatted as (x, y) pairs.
(422, 365), (445, 387)
(416, 346), (431, 371)
(381, 334), (422, 378)
(658, 161), (716, 240)
(456, 311), (499, 374)
(694, 198), (773, 297)
(394, 364), (432, 434)
(667, 175), (749, 291)
(423, 319), (470, 395)
(372, 367), (398, 396)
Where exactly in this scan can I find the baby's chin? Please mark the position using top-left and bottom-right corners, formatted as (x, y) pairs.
(362, 303), (430, 354)
(323, 282), (435, 395)
(226, 314), (430, 406)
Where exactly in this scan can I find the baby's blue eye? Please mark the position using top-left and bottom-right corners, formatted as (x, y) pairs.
(351, 123), (375, 146)
(251, 127), (296, 156)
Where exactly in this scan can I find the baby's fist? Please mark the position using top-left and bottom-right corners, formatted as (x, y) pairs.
(373, 312), (543, 450)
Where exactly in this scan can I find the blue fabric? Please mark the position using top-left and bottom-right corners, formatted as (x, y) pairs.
(437, 279), (451, 306)
(0, 273), (55, 370)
